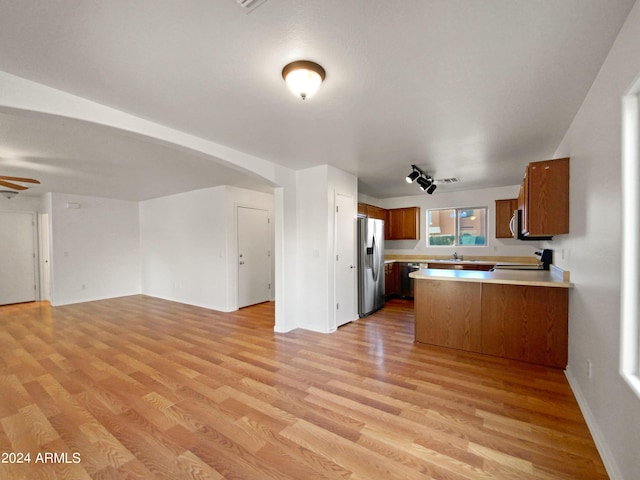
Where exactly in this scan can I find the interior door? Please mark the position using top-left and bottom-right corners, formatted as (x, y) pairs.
(38, 213), (51, 302)
(335, 193), (356, 327)
(0, 211), (37, 305)
(237, 206), (271, 308)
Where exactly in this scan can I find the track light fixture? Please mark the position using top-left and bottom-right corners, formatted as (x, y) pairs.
(405, 165), (438, 194)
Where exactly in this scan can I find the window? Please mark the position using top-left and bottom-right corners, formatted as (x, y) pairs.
(621, 82), (640, 399)
(427, 207), (487, 246)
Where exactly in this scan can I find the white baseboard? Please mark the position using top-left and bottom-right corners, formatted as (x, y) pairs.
(565, 366), (623, 480)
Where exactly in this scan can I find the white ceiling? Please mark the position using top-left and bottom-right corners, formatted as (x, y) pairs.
(0, 0), (636, 201)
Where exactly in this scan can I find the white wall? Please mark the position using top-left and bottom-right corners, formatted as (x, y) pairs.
(549, 1), (640, 478)
(296, 166), (330, 331)
(50, 193), (140, 305)
(140, 186), (227, 310)
(140, 185), (274, 312)
(375, 185), (540, 258)
(0, 193), (46, 212)
(273, 178), (298, 333)
(294, 165), (358, 333)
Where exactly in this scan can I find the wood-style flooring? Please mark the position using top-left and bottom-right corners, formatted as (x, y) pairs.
(0, 296), (607, 479)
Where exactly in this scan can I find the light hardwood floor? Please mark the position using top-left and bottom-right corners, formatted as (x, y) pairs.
(0, 296), (607, 479)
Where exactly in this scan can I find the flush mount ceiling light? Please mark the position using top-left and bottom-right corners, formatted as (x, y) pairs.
(405, 165), (438, 195)
(0, 190), (18, 199)
(282, 60), (326, 100)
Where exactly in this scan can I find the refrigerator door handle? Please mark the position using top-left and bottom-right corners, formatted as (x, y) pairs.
(371, 236), (379, 281)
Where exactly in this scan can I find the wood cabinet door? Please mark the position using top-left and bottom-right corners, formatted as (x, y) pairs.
(495, 199), (517, 238)
(357, 203), (368, 217)
(384, 210), (391, 238)
(386, 207), (420, 240)
(384, 262), (398, 297)
(526, 158), (569, 236)
(414, 279), (482, 352)
(358, 203), (386, 220)
(481, 284), (568, 368)
(386, 209), (402, 239)
(368, 205), (386, 221)
(402, 207), (420, 240)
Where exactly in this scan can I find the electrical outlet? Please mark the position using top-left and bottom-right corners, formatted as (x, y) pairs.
(586, 359), (592, 379)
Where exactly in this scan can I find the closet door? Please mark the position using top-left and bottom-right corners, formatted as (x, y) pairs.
(0, 211), (37, 305)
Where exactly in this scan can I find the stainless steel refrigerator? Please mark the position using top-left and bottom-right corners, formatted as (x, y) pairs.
(357, 217), (385, 317)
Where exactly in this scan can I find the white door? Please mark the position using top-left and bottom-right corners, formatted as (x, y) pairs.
(237, 206), (271, 308)
(39, 213), (51, 302)
(0, 211), (37, 305)
(335, 193), (356, 327)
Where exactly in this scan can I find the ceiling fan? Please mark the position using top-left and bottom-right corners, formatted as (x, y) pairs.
(0, 175), (41, 199)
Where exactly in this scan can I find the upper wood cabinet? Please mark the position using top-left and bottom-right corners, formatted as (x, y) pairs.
(358, 204), (421, 239)
(357, 203), (368, 217)
(520, 157), (569, 237)
(495, 198), (518, 238)
(357, 203), (386, 221)
(386, 207), (420, 240)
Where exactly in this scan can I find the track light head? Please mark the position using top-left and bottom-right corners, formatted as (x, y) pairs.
(416, 176), (431, 191)
(426, 183), (437, 194)
(406, 170), (420, 183)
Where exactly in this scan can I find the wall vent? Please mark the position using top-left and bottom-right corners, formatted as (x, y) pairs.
(235, 0), (268, 12)
(435, 177), (461, 185)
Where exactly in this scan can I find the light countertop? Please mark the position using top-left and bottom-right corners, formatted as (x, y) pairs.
(409, 266), (571, 288)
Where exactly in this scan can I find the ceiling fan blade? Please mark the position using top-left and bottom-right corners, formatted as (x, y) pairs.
(0, 176), (40, 184)
(0, 179), (28, 190)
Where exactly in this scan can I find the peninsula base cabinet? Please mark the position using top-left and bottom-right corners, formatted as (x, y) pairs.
(414, 279), (568, 368)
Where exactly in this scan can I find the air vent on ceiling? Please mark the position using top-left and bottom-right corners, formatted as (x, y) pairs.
(235, 0), (267, 12)
(435, 177), (461, 185)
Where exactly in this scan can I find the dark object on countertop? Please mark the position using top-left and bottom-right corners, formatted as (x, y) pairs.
(536, 249), (553, 270)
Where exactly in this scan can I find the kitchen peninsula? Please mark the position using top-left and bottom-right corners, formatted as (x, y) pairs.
(409, 266), (571, 368)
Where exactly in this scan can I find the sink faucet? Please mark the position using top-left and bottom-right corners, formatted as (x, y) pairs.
(453, 251), (462, 260)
